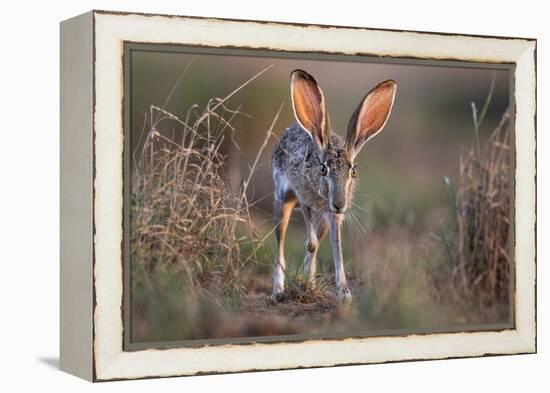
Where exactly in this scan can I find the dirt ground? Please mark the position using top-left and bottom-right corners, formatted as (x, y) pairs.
(199, 274), (376, 339)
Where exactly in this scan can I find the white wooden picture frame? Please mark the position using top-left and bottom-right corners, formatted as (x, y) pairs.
(60, 10), (536, 381)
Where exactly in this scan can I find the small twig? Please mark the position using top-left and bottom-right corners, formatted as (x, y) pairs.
(194, 64), (274, 127)
(240, 102), (284, 199)
(477, 71), (497, 130)
(470, 102), (481, 159)
(161, 56), (196, 110)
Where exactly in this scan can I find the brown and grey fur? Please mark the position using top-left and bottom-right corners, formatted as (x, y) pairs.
(271, 69), (397, 301)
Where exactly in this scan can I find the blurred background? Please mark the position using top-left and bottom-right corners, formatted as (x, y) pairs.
(129, 48), (511, 344)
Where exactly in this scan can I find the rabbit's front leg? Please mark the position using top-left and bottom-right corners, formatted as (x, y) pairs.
(302, 213), (318, 282)
(302, 209), (329, 283)
(305, 222), (329, 284)
(329, 214), (352, 302)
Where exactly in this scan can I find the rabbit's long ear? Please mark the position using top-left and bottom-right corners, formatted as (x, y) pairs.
(346, 79), (396, 158)
(290, 69), (331, 152)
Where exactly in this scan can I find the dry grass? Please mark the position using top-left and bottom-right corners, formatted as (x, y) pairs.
(276, 274), (333, 304)
(131, 66), (281, 304)
(435, 109), (511, 310)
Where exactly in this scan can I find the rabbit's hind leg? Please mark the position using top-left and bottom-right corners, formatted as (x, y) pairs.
(272, 190), (297, 299)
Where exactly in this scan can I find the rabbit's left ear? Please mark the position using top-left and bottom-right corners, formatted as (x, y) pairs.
(346, 80), (397, 158)
(290, 69), (331, 153)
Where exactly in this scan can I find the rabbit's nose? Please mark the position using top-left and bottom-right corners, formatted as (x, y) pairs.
(331, 201), (345, 212)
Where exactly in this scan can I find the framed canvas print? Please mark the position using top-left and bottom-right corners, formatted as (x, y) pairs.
(60, 10), (537, 381)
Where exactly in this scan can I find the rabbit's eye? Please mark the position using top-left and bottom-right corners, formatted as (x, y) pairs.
(351, 166), (357, 178)
(320, 164), (328, 176)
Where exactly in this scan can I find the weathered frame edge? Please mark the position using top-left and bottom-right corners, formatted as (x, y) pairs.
(59, 11), (95, 382)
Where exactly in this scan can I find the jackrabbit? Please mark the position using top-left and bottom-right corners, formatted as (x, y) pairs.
(271, 69), (397, 301)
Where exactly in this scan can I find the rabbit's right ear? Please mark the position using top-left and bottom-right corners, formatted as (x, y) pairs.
(290, 70), (330, 153)
(346, 80), (396, 159)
